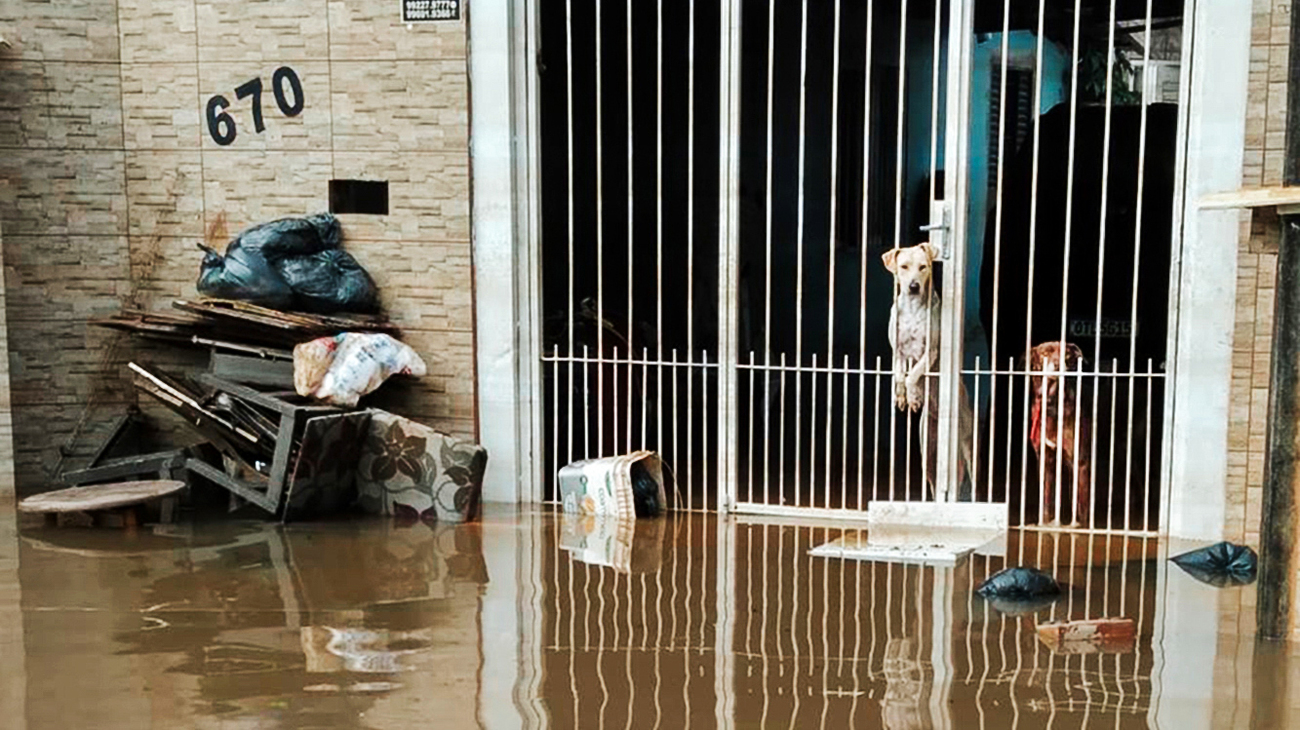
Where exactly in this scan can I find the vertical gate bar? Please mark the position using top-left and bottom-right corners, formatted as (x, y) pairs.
(794, 0), (810, 508)
(780, 352), (788, 504)
(613, 348), (620, 455)
(873, 357), (883, 502)
(718, 0), (742, 513)
(672, 349), (680, 507)
(1003, 356), (1015, 505)
(810, 353), (821, 507)
(686, 0), (696, 511)
(1051, 0), (1084, 524)
(1087, 0), (1121, 533)
(842, 355), (850, 507)
(763, 0), (777, 511)
(566, 0), (576, 469)
(596, 0), (605, 461)
(1125, 0), (1156, 533)
(857, 0), (876, 508)
(987, 0), (1012, 501)
(657, 0), (665, 463)
(1107, 359), (1120, 528)
(747, 353), (756, 504)
(627, 0), (635, 457)
(553, 349), (559, 497)
(973, 355), (983, 498)
(643, 347), (649, 450)
(1144, 360), (1154, 529)
(922, 0), (943, 503)
(584, 344), (591, 458)
(824, 0), (843, 510)
(1019, 0), (1048, 528)
(937, 0), (975, 500)
(889, 0), (909, 503)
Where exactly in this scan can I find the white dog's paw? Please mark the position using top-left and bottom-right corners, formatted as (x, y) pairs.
(906, 385), (923, 412)
(894, 381), (908, 411)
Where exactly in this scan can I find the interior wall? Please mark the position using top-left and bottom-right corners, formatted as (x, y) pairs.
(0, 0), (475, 495)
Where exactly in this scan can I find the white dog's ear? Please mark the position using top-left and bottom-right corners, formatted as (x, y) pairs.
(881, 248), (899, 273)
(920, 241), (942, 263)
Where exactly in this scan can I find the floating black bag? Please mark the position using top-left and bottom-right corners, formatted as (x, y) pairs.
(976, 567), (1062, 600)
(1170, 541), (1258, 587)
(196, 242), (294, 310)
(278, 249), (381, 314)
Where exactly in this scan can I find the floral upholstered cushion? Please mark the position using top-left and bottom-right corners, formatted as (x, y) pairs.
(355, 411), (487, 523)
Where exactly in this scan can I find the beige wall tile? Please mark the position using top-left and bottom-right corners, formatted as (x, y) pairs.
(0, 60), (53, 149)
(126, 151), (205, 237)
(201, 149), (332, 232)
(117, 0), (197, 64)
(43, 61), (124, 149)
(195, 0), (329, 63)
(329, 60), (468, 152)
(0, 149), (127, 237)
(121, 63), (202, 149)
(0, 0), (120, 62)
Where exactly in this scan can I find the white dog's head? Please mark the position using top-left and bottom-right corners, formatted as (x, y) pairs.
(882, 242), (940, 298)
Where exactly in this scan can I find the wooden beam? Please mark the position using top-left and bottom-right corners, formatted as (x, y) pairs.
(1198, 186), (1300, 210)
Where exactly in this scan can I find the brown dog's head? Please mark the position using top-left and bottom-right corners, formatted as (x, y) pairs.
(882, 242), (941, 298)
(1026, 341), (1085, 401)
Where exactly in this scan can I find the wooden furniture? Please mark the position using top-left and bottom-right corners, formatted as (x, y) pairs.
(20, 480), (186, 527)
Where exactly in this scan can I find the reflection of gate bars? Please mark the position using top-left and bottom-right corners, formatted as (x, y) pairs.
(532, 515), (1166, 728)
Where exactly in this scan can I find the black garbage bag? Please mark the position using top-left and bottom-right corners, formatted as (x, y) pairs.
(196, 243), (294, 310)
(982, 593), (1062, 616)
(1170, 541), (1258, 587)
(231, 212), (342, 261)
(278, 249), (381, 314)
(630, 461), (663, 518)
(976, 567), (1062, 601)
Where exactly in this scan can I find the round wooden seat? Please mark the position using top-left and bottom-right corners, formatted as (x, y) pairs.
(20, 481), (186, 527)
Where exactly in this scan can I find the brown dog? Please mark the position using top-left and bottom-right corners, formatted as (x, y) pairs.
(1026, 341), (1092, 526)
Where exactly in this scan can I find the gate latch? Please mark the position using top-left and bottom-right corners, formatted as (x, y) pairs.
(919, 200), (951, 260)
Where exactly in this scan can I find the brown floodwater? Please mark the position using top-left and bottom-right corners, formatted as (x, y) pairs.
(0, 505), (1292, 729)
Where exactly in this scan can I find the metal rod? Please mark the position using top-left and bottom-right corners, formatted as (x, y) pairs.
(686, 0), (696, 512)
(764, 0), (777, 513)
(627, 0), (635, 456)
(1019, 0), (1048, 528)
(824, 0), (843, 511)
(857, 0), (876, 510)
(987, 0), (1012, 501)
(794, 0), (810, 508)
(596, 0), (605, 460)
(656, 0), (665, 462)
(566, 0), (577, 469)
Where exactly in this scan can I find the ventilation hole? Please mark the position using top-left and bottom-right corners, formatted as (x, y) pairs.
(329, 180), (389, 215)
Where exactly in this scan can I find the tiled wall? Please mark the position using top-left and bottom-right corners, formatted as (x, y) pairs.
(1224, 0), (1290, 545)
(0, 0), (474, 494)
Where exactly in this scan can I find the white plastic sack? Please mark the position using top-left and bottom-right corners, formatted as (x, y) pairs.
(294, 333), (427, 407)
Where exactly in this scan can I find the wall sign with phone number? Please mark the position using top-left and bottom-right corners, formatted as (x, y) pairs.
(206, 66), (304, 146)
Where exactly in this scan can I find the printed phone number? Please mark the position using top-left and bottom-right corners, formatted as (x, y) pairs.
(404, 0), (458, 21)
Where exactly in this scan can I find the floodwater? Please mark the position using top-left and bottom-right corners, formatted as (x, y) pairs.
(0, 505), (1290, 729)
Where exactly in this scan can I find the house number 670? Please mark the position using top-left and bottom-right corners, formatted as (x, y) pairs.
(206, 66), (304, 146)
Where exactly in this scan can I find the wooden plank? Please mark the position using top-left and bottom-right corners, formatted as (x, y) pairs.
(185, 458), (278, 513)
(1036, 618), (1136, 654)
(865, 500), (1010, 530)
(1198, 186), (1300, 210)
(210, 352), (296, 387)
(19, 480), (186, 513)
(63, 451), (186, 486)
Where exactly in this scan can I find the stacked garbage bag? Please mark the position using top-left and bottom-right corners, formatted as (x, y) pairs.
(198, 213), (380, 314)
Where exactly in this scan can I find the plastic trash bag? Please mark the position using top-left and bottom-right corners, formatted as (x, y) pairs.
(977, 567), (1062, 599)
(196, 242), (295, 310)
(278, 249), (380, 314)
(294, 333), (427, 407)
(233, 212), (342, 261)
(197, 213), (380, 314)
(1170, 541), (1258, 587)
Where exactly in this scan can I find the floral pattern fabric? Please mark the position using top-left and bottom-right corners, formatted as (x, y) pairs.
(283, 411), (374, 521)
(355, 411), (487, 523)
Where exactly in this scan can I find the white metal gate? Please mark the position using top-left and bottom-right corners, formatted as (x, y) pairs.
(536, 0), (1181, 535)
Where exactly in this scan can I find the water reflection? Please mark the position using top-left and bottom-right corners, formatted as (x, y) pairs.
(0, 509), (1294, 728)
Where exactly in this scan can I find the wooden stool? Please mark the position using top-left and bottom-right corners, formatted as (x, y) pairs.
(19, 480), (187, 528)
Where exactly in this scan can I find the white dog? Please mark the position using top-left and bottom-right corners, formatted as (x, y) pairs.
(882, 242), (975, 499)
